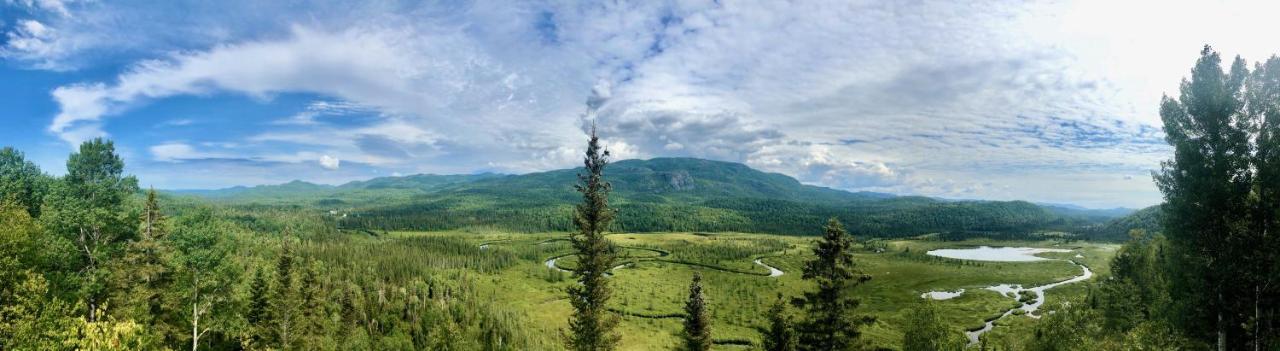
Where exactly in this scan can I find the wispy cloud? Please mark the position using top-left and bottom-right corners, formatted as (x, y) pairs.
(11, 0), (1279, 207)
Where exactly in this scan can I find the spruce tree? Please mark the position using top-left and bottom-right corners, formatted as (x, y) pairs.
(762, 295), (797, 351)
(269, 239), (299, 349)
(681, 272), (711, 351)
(1155, 46), (1255, 349)
(114, 188), (175, 337)
(1244, 54), (1280, 349)
(564, 126), (620, 351)
(793, 218), (873, 351)
(246, 267), (269, 347)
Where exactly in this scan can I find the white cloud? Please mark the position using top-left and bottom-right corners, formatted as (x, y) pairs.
(319, 155), (340, 170)
(9, 0), (76, 17)
(30, 0), (1280, 207)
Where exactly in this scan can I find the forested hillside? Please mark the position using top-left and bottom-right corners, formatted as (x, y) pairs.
(1083, 205), (1164, 241)
(324, 158), (1106, 237)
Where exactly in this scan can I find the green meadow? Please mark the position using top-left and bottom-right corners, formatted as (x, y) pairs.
(364, 230), (1118, 350)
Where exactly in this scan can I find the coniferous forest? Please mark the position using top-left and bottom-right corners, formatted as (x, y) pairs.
(1, 3), (1279, 349)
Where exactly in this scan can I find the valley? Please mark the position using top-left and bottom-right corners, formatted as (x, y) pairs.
(365, 230), (1117, 350)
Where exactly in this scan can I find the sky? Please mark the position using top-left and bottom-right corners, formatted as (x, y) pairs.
(2, 0), (1279, 209)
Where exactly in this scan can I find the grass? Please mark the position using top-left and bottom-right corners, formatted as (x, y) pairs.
(375, 230), (1117, 350)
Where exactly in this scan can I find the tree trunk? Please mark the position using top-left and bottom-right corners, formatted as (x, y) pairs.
(192, 284), (200, 351)
(1219, 291), (1227, 351)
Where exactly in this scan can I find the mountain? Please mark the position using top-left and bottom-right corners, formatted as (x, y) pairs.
(325, 157), (1105, 237)
(1037, 203), (1136, 220)
(169, 173), (502, 205)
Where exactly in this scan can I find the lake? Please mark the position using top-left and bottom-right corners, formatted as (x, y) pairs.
(926, 246), (1071, 262)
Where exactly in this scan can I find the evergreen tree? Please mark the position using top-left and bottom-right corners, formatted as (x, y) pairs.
(564, 126), (620, 351)
(112, 188), (175, 340)
(793, 218), (873, 351)
(1155, 46), (1256, 349)
(246, 267), (270, 348)
(1244, 54), (1280, 349)
(762, 295), (797, 351)
(901, 300), (962, 351)
(681, 272), (711, 351)
(270, 238), (300, 349)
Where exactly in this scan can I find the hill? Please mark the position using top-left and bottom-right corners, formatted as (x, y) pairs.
(316, 158), (1108, 237)
(1083, 204), (1164, 241)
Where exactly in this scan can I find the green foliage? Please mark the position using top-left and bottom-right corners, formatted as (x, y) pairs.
(336, 158), (1096, 237)
(761, 295), (797, 351)
(565, 129), (621, 351)
(901, 300), (963, 351)
(1085, 205), (1163, 241)
(680, 273), (711, 351)
(793, 218), (873, 351)
(0, 147), (49, 217)
(39, 138), (141, 320)
(1155, 46), (1278, 349)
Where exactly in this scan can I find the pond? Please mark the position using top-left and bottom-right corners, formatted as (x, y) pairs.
(925, 246), (1071, 262)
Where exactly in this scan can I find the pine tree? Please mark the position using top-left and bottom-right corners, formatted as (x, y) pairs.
(1155, 46), (1255, 350)
(113, 188), (175, 339)
(1244, 53), (1280, 350)
(269, 239), (300, 349)
(681, 272), (711, 351)
(564, 125), (620, 351)
(793, 218), (873, 351)
(762, 295), (797, 351)
(246, 267), (269, 347)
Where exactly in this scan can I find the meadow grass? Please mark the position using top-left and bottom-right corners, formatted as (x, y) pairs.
(384, 230), (1118, 350)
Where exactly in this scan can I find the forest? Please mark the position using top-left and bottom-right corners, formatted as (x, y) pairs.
(0, 48), (1277, 351)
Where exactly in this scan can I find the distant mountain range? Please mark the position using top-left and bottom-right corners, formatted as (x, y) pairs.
(169, 157), (1142, 238)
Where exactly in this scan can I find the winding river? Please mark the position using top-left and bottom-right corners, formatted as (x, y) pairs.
(961, 261), (1094, 347)
(919, 246), (1095, 347)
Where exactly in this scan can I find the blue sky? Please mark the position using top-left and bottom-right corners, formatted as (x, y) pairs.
(3, 0), (1278, 208)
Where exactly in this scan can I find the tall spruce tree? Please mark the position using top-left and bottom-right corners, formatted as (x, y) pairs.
(1155, 46), (1257, 350)
(113, 188), (175, 338)
(793, 218), (873, 351)
(762, 295), (797, 351)
(681, 272), (711, 351)
(564, 126), (620, 351)
(1245, 54), (1280, 349)
(270, 238), (300, 350)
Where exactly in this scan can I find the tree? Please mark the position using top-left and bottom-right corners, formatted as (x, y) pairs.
(269, 238), (301, 349)
(792, 218), (873, 351)
(39, 138), (139, 321)
(0, 201), (76, 349)
(1244, 53), (1280, 349)
(762, 295), (797, 351)
(1155, 46), (1258, 350)
(169, 209), (240, 350)
(0, 147), (47, 218)
(112, 188), (175, 336)
(901, 300), (962, 351)
(1026, 300), (1104, 351)
(681, 272), (711, 351)
(245, 267), (270, 347)
(564, 126), (621, 351)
